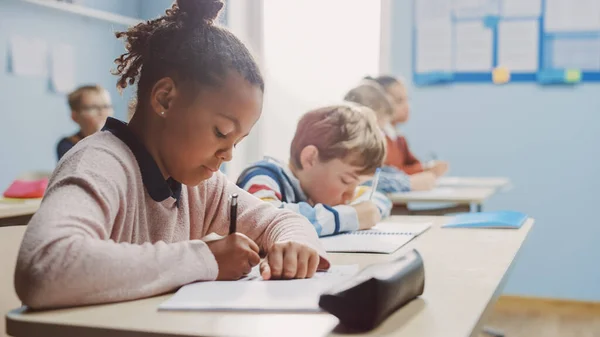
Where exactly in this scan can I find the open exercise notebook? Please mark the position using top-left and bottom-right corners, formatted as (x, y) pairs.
(320, 222), (432, 254)
(159, 265), (359, 312)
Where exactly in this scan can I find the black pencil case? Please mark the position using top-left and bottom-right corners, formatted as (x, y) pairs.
(318, 249), (425, 331)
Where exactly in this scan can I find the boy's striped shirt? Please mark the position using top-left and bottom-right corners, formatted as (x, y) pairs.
(237, 157), (392, 237)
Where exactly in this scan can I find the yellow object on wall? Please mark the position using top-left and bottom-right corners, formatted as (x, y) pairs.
(492, 67), (511, 84)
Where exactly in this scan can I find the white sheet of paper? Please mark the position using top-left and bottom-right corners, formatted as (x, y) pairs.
(370, 221), (432, 233)
(9, 35), (48, 77)
(320, 222), (432, 254)
(545, 0), (600, 32)
(159, 265), (359, 312)
(416, 20), (453, 73)
(50, 44), (76, 94)
(453, 0), (499, 19)
(551, 38), (600, 71)
(437, 177), (511, 189)
(501, 0), (542, 17)
(497, 20), (540, 72)
(454, 21), (493, 71)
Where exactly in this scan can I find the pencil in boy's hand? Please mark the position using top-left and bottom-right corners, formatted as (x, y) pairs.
(229, 194), (238, 234)
(369, 168), (381, 200)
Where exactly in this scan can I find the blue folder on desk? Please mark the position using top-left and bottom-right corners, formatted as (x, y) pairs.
(442, 211), (527, 229)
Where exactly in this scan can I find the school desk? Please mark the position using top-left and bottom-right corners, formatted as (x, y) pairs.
(1, 226), (27, 337)
(436, 177), (511, 190)
(388, 187), (497, 213)
(0, 198), (41, 227)
(6, 216), (533, 337)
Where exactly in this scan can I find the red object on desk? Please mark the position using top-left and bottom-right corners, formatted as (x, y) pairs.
(3, 178), (49, 199)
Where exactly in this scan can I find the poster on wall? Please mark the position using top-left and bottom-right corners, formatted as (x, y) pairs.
(413, 0), (600, 85)
(8, 35), (48, 78)
(50, 43), (76, 94)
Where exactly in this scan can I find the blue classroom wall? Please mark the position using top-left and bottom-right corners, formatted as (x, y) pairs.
(390, 1), (600, 301)
(0, 0), (136, 190)
(139, 0), (228, 24)
(139, 0), (173, 20)
(78, 0), (140, 18)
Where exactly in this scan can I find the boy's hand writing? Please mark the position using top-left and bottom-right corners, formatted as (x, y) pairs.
(352, 201), (382, 230)
(427, 161), (449, 177)
(206, 233), (260, 280)
(410, 171), (437, 191)
(260, 241), (320, 280)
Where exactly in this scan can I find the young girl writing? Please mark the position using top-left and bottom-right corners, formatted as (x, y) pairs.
(15, 0), (329, 310)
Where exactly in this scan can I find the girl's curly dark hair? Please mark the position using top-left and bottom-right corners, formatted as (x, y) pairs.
(113, 0), (263, 107)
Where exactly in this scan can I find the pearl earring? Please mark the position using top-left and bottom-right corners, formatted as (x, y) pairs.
(161, 111), (165, 116)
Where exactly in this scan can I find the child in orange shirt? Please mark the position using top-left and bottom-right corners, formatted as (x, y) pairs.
(344, 80), (437, 191)
(368, 75), (448, 177)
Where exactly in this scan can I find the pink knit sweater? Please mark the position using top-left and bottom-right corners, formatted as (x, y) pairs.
(14, 127), (329, 309)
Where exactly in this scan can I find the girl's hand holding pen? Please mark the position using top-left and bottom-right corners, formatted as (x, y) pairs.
(208, 194), (321, 281)
(206, 193), (261, 281)
(207, 233), (260, 281)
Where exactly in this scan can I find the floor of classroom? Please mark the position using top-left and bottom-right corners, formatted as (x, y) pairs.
(480, 297), (600, 337)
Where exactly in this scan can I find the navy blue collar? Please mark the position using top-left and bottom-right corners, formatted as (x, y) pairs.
(101, 117), (181, 202)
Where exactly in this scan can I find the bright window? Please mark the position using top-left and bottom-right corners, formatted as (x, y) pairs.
(261, 0), (382, 161)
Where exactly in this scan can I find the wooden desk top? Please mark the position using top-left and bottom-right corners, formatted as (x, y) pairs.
(6, 216), (533, 337)
(388, 187), (497, 205)
(0, 199), (41, 219)
(436, 177), (511, 190)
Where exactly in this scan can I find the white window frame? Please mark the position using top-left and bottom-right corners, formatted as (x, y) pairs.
(379, 0), (393, 74)
(225, 0), (392, 181)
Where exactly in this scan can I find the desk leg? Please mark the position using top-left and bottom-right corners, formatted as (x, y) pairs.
(406, 204), (470, 216)
(391, 204), (410, 215)
(476, 204), (483, 212)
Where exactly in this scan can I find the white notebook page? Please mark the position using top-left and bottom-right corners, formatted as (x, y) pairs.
(159, 265), (359, 312)
(320, 222), (432, 254)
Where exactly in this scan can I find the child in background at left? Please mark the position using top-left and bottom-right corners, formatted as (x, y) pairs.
(56, 85), (114, 160)
(344, 80), (437, 192)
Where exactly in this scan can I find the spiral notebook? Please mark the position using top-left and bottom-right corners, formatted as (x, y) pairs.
(320, 222), (432, 254)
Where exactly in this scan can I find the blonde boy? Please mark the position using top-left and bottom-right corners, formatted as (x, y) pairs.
(368, 75), (449, 176)
(344, 80), (437, 192)
(237, 103), (392, 237)
(56, 85), (113, 160)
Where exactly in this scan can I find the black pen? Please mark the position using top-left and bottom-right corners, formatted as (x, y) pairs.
(229, 194), (238, 234)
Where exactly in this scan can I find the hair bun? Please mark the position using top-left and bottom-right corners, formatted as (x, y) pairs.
(177, 0), (224, 23)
